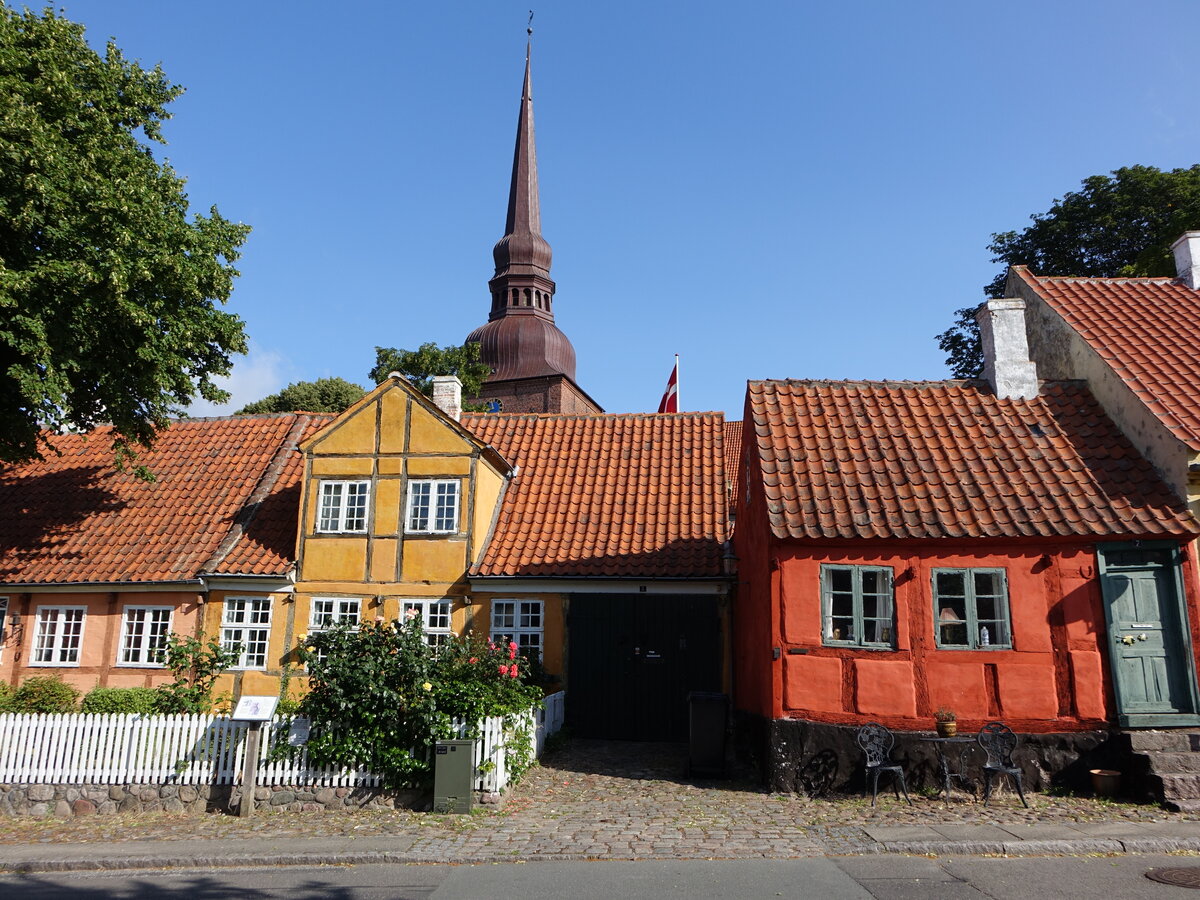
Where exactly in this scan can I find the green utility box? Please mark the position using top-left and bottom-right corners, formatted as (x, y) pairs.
(433, 739), (475, 813)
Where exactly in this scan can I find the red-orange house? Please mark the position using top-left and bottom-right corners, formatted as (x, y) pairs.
(733, 358), (1200, 787)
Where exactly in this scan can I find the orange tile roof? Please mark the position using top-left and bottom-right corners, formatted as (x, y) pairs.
(0, 414), (329, 585)
(463, 412), (729, 578)
(1014, 267), (1200, 447)
(724, 420), (743, 502)
(747, 379), (1196, 541)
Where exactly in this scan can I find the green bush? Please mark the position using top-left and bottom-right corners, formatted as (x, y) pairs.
(13, 676), (80, 713)
(292, 615), (544, 789)
(81, 686), (160, 714)
(0, 680), (14, 713)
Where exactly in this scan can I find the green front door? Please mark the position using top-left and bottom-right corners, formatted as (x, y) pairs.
(1098, 543), (1200, 727)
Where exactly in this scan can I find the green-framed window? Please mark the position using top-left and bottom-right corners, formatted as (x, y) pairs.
(821, 565), (895, 648)
(933, 568), (1010, 649)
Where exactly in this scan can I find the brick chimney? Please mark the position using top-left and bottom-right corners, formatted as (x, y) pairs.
(1171, 232), (1200, 290)
(975, 298), (1039, 400)
(431, 375), (463, 421)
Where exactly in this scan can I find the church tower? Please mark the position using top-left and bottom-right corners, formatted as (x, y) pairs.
(465, 44), (602, 414)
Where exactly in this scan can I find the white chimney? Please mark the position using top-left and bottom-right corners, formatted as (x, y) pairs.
(431, 375), (463, 421)
(975, 298), (1039, 400)
(1171, 232), (1200, 289)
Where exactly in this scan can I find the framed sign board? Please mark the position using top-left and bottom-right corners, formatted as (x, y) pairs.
(232, 695), (278, 722)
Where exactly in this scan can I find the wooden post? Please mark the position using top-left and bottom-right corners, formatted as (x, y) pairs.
(238, 721), (262, 818)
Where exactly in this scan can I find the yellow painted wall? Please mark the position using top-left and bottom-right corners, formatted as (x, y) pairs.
(301, 539), (369, 582)
(408, 456), (472, 476)
(472, 466), (506, 559)
(401, 539), (469, 583)
(311, 400), (379, 456)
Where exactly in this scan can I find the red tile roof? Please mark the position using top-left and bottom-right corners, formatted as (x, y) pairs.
(1014, 267), (1200, 447)
(0, 414), (328, 585)
(724, 420), (743, 502)
(463, 412), (729, 578)
(747, 379), (1196, 542)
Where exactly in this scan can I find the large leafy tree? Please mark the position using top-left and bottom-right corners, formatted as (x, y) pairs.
(0, 7), (249, 468)
(236, 377), (365, 415)
(370, 342), (492, 406)
(937, 165), (1200, 378)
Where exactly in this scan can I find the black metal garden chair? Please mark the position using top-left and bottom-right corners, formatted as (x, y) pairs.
(855, 722), (912, 806)
(977, 721), (1029, 807)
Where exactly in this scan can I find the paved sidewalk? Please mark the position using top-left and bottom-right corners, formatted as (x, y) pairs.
(2, 739), (1200, 872)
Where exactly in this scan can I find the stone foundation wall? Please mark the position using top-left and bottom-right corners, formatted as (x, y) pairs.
(0, 782), (426, 818)
(735, 713), (1123, 795)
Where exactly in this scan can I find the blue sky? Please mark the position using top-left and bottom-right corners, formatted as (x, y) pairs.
(54, 1), (1200, 419)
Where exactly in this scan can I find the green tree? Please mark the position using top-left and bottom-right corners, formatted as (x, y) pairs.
(236, 377), (365, 415)
(370, 342), (492, 408)
(0, 7), (249, 470)
(937, 165), (1200, 378)
(154, 634), (240, 714)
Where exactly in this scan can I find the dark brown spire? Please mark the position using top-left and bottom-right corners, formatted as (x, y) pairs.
(468, 41), (577, 383)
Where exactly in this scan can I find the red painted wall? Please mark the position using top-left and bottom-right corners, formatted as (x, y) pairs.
(733, 537), (1200, 733)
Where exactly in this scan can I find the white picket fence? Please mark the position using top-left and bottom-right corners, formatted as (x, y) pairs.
(0, 691), (565, 793)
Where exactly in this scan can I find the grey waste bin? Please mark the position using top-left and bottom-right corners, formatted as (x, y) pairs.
(433, 739), (475, 813)
(688, 691), (728, 777)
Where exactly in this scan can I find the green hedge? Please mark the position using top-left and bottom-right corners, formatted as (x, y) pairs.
(0, 681), (14, 713)
(11, 676), (79, 713)
(81, 686), (161, 714)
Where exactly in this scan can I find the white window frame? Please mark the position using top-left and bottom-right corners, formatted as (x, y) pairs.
(117, 606), (173, 667)
(404, 478), (461, 534)
(221, 597), (272, 670)
(32, 606), (87, 667)
(402, 599), (454, 648)
(490, 599), (543, 661)
(306, 597), (361, 664)
(317, 479), (370, 533)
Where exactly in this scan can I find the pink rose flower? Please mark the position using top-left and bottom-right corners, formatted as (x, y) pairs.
(498, 665), (509, 676)
(510, 666), (519, 678)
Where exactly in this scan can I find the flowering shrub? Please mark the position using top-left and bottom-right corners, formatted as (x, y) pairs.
(294, 615), (543, 788)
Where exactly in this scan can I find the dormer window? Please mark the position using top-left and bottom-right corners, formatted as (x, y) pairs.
(406, 479), (460, 533)
(317, 480), (369, 532)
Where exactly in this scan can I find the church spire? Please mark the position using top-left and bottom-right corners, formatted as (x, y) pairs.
(468, 38), (579, 388)
(491, 42), (554, 289)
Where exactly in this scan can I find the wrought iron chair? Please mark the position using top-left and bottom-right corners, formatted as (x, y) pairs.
(855, 722), (912, 806)
(977, 721), (1029, 807)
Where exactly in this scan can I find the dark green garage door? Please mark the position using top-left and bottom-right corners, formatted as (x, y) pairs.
(566, 594), (722, 740)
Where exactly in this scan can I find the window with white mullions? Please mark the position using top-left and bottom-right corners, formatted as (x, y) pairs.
(821, 565), (895, 648)
(317, 480), (370, 532)
(307, 597), (361, 663)
(933, 568), (1011, 649)
(118, 606), (172, 665)
(490, 599), (543, 660)
(405, 479), (460, 533)
(401, 600), (453, 648)
(221, 597), (272, 669)
(33, 606), (86, 666)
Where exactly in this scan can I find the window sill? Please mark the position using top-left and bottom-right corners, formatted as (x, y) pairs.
(28, 661), (80, 667)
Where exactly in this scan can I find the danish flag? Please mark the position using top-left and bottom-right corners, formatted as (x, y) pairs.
(657, 356), (679, 413)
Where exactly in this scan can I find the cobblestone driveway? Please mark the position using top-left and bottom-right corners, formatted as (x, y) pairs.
(1, 739), (1195, 860)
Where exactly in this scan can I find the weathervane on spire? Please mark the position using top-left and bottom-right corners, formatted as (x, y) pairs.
(527, 10), (534, 38)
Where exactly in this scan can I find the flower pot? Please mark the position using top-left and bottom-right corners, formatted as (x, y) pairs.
(1090, 768), (1121, 797)
(936, 720), (957, 737)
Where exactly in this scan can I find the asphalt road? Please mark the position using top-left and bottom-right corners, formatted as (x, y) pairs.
(1, 855), (1198, 899)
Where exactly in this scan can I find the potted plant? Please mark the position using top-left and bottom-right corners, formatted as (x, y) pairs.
(934, 707), (957, 737)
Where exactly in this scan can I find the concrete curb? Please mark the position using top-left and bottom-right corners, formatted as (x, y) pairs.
(874, 836), (1200, 857)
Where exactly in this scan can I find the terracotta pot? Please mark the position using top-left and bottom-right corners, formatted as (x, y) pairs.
(936, 720), (957, 737)
(1091, 768), (1121, 797)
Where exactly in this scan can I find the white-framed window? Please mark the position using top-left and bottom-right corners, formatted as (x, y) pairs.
(33, 606), (86, 666)
(490, 599), (543, 660)
(405, 479), (460, 533)
(317, 480), (370, 532)
(402, 599), (454, 648)
(0, 596), (8, 662)
(933, 568), (1011, 649)
(221, 597), (272, 669)
(306, 597), (361, 664)
(118, 606), (173, 666)
(821, 565), (895, 648)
